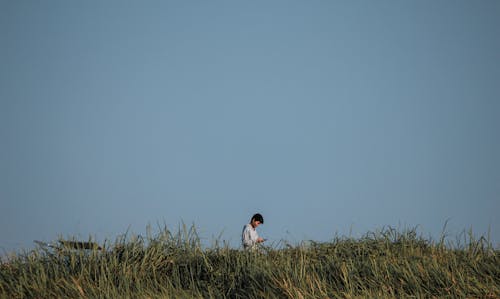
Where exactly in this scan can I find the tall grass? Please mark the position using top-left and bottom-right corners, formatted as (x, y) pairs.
(1, 225), (498, 298)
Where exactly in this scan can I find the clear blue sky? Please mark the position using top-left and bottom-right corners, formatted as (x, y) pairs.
(1, 1), (499, 253)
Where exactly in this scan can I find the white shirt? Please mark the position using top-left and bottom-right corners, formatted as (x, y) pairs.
(242, 223), (259, 249)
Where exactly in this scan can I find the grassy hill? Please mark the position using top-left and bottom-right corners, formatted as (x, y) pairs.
(1, 226), (498, 298)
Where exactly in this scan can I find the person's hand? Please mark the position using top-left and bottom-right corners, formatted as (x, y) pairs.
(257, 237), (265, 243)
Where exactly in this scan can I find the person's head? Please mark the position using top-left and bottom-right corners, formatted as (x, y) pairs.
(250, 213), (264, 228)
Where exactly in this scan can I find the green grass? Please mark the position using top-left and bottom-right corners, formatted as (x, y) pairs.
(1, 225), (498, 298)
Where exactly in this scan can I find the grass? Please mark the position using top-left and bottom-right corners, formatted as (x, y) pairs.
(1, 225), (498, 298)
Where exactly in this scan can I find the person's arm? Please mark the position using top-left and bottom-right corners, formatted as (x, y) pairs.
(254, 228), (264, 243)
(252, 230), (265, 244)
(242, 226), (254, 248)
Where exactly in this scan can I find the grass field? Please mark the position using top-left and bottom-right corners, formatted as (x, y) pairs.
(1, 225), (498, 298)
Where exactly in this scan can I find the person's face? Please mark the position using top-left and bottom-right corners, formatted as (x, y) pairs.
(251, 219), (261, 228)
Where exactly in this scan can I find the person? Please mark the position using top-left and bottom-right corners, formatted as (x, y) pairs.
(242, 213), (265, 250)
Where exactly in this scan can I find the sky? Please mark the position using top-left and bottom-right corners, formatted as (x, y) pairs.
(1, 1), (499, 254)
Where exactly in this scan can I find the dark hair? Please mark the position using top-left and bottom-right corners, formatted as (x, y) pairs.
(251, 213), (264, 224)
